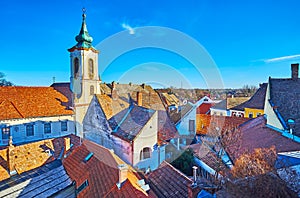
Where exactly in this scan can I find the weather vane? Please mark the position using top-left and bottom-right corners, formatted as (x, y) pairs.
(82, 7), (86, 14)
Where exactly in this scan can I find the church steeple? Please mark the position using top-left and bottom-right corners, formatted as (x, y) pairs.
(68, 9), (98, 52)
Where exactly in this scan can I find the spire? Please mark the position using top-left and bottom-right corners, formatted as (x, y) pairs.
(68, 8), (98, 52)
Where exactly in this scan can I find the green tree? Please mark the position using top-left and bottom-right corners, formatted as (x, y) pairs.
(0, 72), (13, 86)
(171, 148), (194, 176)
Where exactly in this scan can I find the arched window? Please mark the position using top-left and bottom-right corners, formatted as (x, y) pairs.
(140, 147), (151, 160)
(88, 59), (94, 79)
(74, 57), (79, 78)
(90, 85), (94, 95)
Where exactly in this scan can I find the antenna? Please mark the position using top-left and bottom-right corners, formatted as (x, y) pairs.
(52, 77), (56, 83)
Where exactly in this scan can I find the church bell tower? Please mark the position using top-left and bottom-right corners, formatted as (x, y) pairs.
(68, 9), (101, 137)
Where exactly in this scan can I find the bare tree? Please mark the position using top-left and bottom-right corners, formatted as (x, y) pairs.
(0, 72), (13, 86)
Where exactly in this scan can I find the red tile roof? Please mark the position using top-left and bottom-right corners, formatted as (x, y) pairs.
(0, 86), (73, 120)
(63, 139), (155, 198)
(51, 83), (73, 109)
(196, 103), (213, 114)
(98, 83), (178, 144)
(0, 134), (80, 182)
(231, 116), (300, 161)
(148, 161), (192, 198)
(196, 114), (249, 135)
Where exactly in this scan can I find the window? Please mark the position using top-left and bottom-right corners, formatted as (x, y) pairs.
(189, 120), (195, 132)
(88, 58), (94, 79)
(26, 124), (34, 136)
(140, 147), (151, 160)
(77, 180), (89, 194)
(44, 123), (51, 134)
(257, 112), (262, 117)
(2, 127), (10, 139)
(249, 112), (253, 118)
(90, 85), (94, 95)
(61, 121), (68, 131)
(74, 57), (79, 78)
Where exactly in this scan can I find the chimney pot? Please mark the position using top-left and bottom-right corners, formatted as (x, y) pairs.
(192, 166), (198, 185)
(291, 63), (299, 80)
(137, 92), (143, 106)
(117, 164), (128, 189)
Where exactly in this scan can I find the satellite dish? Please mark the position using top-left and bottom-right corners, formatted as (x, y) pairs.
(183, 99), (187, 105)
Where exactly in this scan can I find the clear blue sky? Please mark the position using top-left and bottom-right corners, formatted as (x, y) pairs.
(1, 0), (300, 88)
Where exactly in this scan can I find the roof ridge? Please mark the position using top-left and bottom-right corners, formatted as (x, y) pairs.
(160, 161), (192, 182)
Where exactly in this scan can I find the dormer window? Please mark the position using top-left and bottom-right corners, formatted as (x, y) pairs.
(88, 58), (94, 79)
(74, 57), (79, 78)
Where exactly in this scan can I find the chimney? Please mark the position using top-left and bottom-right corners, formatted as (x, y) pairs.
(188, 166), (200, 198)
(65, 137), (71, 152)
(192, 166), (197, 186)
(291, 63), (299, 80)
(137, 92), (143, 106)
(117, 164), (128, 189)
(7, 136), (16, 175)
(111, 81), (118, 100)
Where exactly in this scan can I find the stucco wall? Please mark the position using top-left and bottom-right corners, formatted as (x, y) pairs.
(0, 115), (75, 145)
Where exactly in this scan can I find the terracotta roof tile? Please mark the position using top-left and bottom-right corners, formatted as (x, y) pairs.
(231, 116), (300, 161)
(148, 161), (192, 198)
(196, 114), (249, 135)
(196, 103), (213, 114)
(51, 82), (73, 109)
(0, 86), (73, 120)
(0, 134), (80, 182)
(63, 139), (154, 198)
(98, 83), (178, 144)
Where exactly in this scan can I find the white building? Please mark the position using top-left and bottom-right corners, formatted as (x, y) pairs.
(0, 87), (75, 145)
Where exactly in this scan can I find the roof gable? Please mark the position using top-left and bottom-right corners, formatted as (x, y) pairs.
(269, 78), (300, 135)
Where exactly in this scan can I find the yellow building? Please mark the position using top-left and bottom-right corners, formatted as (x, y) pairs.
(230, 83), (268, 118)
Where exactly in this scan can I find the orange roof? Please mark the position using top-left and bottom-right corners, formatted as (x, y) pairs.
(0, 134), (80, 182)
(98, 83), (178, 144)
(0, 86), (73, 120)
(63, 139), (155, 198)
(196, 114), (249, 135)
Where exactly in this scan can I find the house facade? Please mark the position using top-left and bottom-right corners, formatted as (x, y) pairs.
(0, 87), (75, 146)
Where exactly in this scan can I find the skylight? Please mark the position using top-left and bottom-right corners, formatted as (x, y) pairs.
(84, 152), (94, 163)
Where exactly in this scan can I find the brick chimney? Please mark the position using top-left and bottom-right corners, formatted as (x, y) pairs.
(7, 136), (16, 175)
(137, 92), (143, 106)
(291, 63), (299, 80)
(117, 164), (128, 189)
(111, 81), (118, 100)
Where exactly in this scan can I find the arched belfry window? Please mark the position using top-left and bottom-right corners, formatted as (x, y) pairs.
(88, 59), (94, 79)
(90, 85), (94, 95)
(74, 57), (79, 78)
(140, 147), (151, 160)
